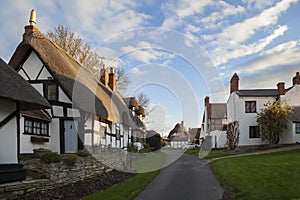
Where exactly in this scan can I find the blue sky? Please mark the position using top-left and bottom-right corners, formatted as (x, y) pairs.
(1, 0), (300, 135)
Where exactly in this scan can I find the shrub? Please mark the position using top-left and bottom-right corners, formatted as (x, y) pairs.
(63, 154), (78, 166)
(76, 150), (90, 157)
(41, 152), (61, 163)
(33, 148), (52, 158)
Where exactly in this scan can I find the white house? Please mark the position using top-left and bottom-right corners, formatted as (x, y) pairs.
(168, 121), (190, 148)
(0, 58), (50, 183)
(227, 72), (300, 146)
(8, 10), (137, 155)
(201, 96), (227, 148)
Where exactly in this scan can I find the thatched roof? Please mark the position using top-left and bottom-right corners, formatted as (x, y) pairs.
(9, 28), (130, 123)
(123, 97), (139, 110)
(136, 106), (146, 117)
(0, 58), (50, 111)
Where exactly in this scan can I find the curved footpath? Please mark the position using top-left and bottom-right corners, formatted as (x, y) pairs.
(211, 145), (300, 162)
(134, 153), (224, 200)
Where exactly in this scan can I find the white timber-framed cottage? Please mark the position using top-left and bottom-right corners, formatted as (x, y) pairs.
(0, 58), (50, 183)
(8, 10), (138, 155)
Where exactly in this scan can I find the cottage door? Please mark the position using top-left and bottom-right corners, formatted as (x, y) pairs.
(64, 120), (78, 153)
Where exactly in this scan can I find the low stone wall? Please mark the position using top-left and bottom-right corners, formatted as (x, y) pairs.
(0, 155), (107, 200)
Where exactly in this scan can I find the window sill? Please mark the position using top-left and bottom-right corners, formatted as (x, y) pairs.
(30, 136), (50, 143)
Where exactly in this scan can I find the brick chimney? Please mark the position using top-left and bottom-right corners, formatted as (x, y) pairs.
(277, 82), (285, 95)
(100, 66), (108, 87)
(230, 73), (239, 94)
(108, 67), (116, 91)
(23, 9), (38, 40)
(204, 96), (209, 107)
(292, 72), (300, 85)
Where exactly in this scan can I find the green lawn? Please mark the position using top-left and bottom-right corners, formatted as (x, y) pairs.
(82, 152), (164, 200)
(82, 170), (159, 200)
(130, 152), (165, 173)
(210, 149), (300, 200)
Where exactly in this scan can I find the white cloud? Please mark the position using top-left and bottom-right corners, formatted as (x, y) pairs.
(242, 0), (276, 10)
(233, 40), (300, 75)
(216, 0), (296, 44)
(212, 25), (288, 65)
(175, 0), (212, 18)
(261, 40), (300, 56)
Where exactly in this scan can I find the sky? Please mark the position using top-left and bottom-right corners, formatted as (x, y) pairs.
(0, 0), (300, 135)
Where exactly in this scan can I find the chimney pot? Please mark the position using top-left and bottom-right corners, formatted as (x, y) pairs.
(205, 96), (209, 107)
(100, 66), (108, 87)
(277, 82), (285, 95)
(293, 72), (300, 85)
(108, 66), (116, 91)
(230, 73), (239, 94)
(29, 9), (36, 26)
(23, 9), (38, 40)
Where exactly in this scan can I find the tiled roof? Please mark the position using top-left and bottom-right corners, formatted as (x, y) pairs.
(208, 103), (227, 119)
(236, 89), (279, 97)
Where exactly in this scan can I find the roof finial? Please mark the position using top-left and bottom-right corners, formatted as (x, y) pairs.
(29, 9), (36, 26)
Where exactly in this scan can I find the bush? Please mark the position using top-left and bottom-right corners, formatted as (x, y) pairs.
(41, 152), (61, 163)
(127, 143), (138, 153)
(63, 154), (78, 166)
(76, 150), (90, 157)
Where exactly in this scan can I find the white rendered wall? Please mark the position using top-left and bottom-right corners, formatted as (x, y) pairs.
(280, 85), (300, 107)
(0, 99), (18, 164)
(227, 93), (276, 146)
(209, 130), (227, 148)
(19, 52), (44, 80)
(49, 118), (60, 153)
(20, 117), (50, 154)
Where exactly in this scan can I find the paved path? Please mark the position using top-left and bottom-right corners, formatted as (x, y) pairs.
(211, 145), (300, 162)
(134, 153), (224, 200)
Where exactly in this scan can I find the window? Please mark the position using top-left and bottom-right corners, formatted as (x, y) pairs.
(296, 123), (300, 134)
(249, 126), (260, 138)
(245, 101), (256, 113)
(24, 117), (49, 136)
(44, 82), (58, 101)
(116, 124), (120, 140)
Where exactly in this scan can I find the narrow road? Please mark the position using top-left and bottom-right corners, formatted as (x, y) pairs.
(134, 153), (224, 200)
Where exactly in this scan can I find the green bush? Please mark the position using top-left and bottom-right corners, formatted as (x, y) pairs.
(41, 152), (61, 163)
(127, 143), (138, 153)
(63, 154), (78, 166)
(76, 150), (90, 157)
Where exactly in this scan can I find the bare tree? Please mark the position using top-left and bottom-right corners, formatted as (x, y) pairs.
(226, 121), (240, 150)
(135, 92), (155, 125)
(46, 25), (129, 91)
(46, 25), (100, 72)
(116, 67), (130, 92)
(136, 92), (150, 108)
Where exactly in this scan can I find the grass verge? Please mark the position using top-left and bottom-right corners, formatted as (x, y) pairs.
(185, 148), (231, 159)
(82, 170), (160, 200)
(210, 149), (300, 199)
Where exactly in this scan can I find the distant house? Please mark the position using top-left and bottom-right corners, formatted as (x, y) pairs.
(200, 96), (227, 148)
(8, 10), (136, 154)
(0, 58), (50, 183)
(168, 121), (190, 148)
(227, 72), (300, 146)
